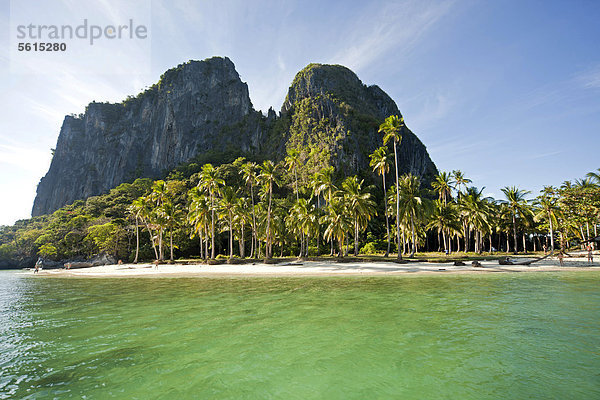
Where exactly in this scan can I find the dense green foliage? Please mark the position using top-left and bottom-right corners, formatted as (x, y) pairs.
(1, 119), (599, 268)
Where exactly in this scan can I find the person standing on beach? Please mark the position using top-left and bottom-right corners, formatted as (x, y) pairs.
(34, 257), (42, 273)
(588, 246), (593, 264)
(558, 251), (564, 266)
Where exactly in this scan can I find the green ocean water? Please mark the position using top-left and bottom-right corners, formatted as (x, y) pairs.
(1, 270), (599, 399)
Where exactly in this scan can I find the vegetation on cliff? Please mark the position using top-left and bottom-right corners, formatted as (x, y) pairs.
(1, 118), (598, 267)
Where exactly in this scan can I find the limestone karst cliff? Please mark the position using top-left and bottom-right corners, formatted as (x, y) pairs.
(32, 57), (437, 216)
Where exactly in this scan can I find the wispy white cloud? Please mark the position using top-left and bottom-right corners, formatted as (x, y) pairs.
(328, 1), (455, 72)
(575, 64), (600, 89)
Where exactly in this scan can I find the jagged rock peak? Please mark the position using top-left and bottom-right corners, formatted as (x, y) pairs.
(281, 63), (398, 119)
(32, 56), (259, 217)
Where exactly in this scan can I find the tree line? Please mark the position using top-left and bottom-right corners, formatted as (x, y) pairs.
(1, 116), (598, 266)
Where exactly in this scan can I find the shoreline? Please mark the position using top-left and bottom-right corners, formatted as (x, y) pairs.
(23, 257), (600, 278)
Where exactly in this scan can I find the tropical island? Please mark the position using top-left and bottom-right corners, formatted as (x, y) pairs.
(0, 58), (598, 274)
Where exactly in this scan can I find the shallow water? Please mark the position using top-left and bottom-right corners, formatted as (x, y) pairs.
(1, 270), (599, 399)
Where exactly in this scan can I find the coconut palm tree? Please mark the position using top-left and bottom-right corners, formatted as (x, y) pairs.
(427, 200), (461, 253)
(461, 187), (493, 254)
(369, 146), (392, 256)
(128, 198), (144, 263)
(188, 187), (210, 259)
(313, 166), (336, 256)
(586, 168), (600, 185)
(199, 164), (224, 259)
(397, 173), (429, 257)
(240, 161), (258, 258)
(258, 160), (279, 259)
(218, 186), (238, 258)
(148, 180), (169, 261)
(432, 171), (454, 205)
(233, 197), (250, 258)
(322, 197), (352, 257)
(379, 115), (405, 259)
(501, 186), (531, 254)
(285, 148), (302, 202)
(452, 170), (471, 198)
(341, 176), (376, 256)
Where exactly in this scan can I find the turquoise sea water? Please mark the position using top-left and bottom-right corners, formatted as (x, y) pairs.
(0, 270), (599, 399)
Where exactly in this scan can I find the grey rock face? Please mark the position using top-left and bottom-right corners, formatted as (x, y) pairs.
(33, 57), (260, 216)
(32, 58), (437, 216)
(282, 63), (437, 180)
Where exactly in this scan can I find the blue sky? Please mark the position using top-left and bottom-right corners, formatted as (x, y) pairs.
(0, 0), (599, 225)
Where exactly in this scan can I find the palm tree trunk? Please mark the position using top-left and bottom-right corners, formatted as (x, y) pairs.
(159, 229), (164, 261)
(266, 183), (273, 259)
(354, 219), (359, 256)
(229, 212), (233, 258)
(393, 142), (402, 260)
(512, 212), (518, 255)
(134, 217), (139, 263)
(169, 228), (174, 261)
(199, 230), (204, 259)
(382, 172), (390, 257)
(442, 230), (447, 253)
(250, 184), (256, 258)
(410, 214), (416, 257)
(522, 233), (527, 254)
(210, 192), (215, 259)
(204, 224), (209, 259)
(548, 211), (555, 252)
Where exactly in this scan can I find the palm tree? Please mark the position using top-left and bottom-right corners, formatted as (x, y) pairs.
(369, 146), (392, 256)
(233, 197), (250, 258)
(322, 197), (352, 257)
(379, 115), (405, 259)
(397, 174), (429, 257)
(501, 186), (531, 254)
(533, 188), (557, 251)
(240, 161), (258, 258)
(148, 180), (169, 261)
(313, 166), (336, 256)
(452, 170), (471, 197)
(341, 176), (376, 256)
(427, 200), (461, 253)
(285, 148), (302, 202)
(218, 186), (238, 258)
(199, 164), (224, 259)
(586, 168), (600, 185)
(188, 187), (210, 259)
(128, 198), (144, 263)
(258, 160), (279, 259)
(461, 187), (493, 254)
(432, 171), (454, 205)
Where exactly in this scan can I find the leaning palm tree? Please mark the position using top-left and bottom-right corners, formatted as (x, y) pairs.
(341, 176), (376, 256)
(501, 186), (531, 254)
(379, 115), (405, 260)
(199, 164), (224, 259)
(533, 186), (558, 252)
(369, 146), (392, 256)
(258, 160), (279, 259)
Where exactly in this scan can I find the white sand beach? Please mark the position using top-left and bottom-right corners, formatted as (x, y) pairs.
(26, 255), (599, 278)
